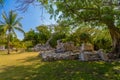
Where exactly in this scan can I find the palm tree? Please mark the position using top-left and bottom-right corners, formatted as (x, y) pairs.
(0, 10), (24, 54)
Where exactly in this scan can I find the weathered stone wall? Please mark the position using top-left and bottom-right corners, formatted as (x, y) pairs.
(81, 43), (94, 52)
(64, 42), (77, 51)
(40, 51), (79, 61)
(39, 41), (109, 61)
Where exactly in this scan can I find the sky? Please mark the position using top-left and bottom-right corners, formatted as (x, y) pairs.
(0, 0), (56, 40)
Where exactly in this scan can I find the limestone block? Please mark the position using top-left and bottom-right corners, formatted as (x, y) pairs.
(81, 43), (94, 52)
(64, 42), (76, 51)
(80, 53), (86, 61)
(41, 50), (80, 61)
(79, 51), (101, 61)
(97, 49), (108, 61)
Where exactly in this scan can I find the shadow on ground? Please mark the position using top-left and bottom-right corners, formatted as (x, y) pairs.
(0, 55), (120, 80)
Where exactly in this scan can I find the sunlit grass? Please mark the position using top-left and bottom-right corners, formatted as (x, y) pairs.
(0, 50), (25, 55)
(0, 52), (120, 80)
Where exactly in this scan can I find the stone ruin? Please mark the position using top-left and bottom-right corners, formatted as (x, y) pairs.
(55, 40), (65, 53)
(81, 43), (94, 52)
(40, 51), (80, 61)
(79, 43), (108, 61)
(40, 40), (80, 61)
(55, 40), (79, 53)
(40, 40), (109, 61)
(64, 42), (79, 52)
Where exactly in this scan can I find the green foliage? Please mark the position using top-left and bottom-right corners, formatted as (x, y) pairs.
(0, 10), (24, 54)
(66, 25), (112, 51)
(79, 32), (91, 43)
(92, 27), (112, 52)
(23, 29), (37, 47)
(11, 37), (26, 49)
(46, 0), (120, 25)
(0, 10), (24, 35)
(23, 24), (71, 48)
(49, 33), (66, 47)
(49, 25), (70, 47)
(24, 41), (33, 48)
(36, 25), (51, 44)
(23, 25), (51, 48)
(0, 34), (6, 45)
(66, 25), (92, 46)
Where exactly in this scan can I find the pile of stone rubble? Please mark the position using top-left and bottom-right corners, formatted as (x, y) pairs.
(40, 50), (80, 61)
(40, 49), (108, 61)
(39, 40), (109, 61)
(79, 49), (108, 61)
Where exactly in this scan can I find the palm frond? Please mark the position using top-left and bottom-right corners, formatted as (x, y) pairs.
(14, 26), (25, 35)
(9, 10), (13, 25)
(12, 17), (23, 27)
(2, 11), (9, 24)
(0, 24), (8, 34)
(10, 10), (17, 25)
(17, 22), (22, 28)
(0, 20), (5, 24)
(11, 28), (17, 37)
(0, 25), (4, 34)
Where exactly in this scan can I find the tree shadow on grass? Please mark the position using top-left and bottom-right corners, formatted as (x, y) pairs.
(16, 56), (40, 62)
(0, 56), (120, 80)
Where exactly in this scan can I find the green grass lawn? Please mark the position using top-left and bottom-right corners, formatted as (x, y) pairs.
(0, 52), (120, 80)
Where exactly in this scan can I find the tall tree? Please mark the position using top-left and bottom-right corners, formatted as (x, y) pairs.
(0, 10), (24, 54)
(45, 0), (120, 58)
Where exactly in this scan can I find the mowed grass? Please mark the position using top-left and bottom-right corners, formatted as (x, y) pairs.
(0, 52), (120, 80)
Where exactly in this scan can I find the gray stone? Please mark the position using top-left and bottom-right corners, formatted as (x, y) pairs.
(79, 51), (101, 61)
(40, 50), (80, 61)
(97, 49), (108, 61)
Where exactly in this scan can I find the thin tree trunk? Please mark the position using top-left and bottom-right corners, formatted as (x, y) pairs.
(107, 23), (120, 58)
(7, 31), (10, 54)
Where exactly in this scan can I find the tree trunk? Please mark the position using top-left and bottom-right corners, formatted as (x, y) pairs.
(107, 23), (120, 58)
(7, 32), (10, 54)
